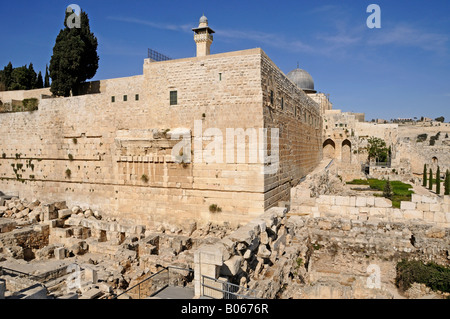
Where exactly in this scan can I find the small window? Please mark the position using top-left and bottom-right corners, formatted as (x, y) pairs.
(111, 96), (115, 103)
(219, 73), (222, 81)
(135, 94), (139, 101)
(281, 97), (284, 110)
(123, 95), (128, 102)
(170, 91), (178, 105)
(270, 91), (274, 105)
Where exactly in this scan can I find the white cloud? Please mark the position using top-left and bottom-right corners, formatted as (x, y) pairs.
(107, 16), (192, 33)
(367, 24), (448, 54)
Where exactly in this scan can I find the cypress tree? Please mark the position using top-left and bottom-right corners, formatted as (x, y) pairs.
(383, 179), (393, 199)
(27, 63), (37, 89)
(44, 65), (50, 88)
(423, 164), (427, 187)
(49, 7), (99, 97)
(445, 169), (450, 196)
(429, 168), (433, 190)
(3, 62), (13, 89)
(36, 71), (44, 89)
(436, 166), (441, 195)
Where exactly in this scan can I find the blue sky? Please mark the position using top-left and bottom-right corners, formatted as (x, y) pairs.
(1, 0), (449, 121)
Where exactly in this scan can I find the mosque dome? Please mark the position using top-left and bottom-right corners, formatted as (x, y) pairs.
(287, 67), (316, 93)
(199, 14), (208, 24)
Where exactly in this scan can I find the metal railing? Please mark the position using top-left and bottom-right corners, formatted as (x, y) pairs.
(201, 275), (261, 299)
(148, 49), (172, 62)
(114, 266), (193, 299)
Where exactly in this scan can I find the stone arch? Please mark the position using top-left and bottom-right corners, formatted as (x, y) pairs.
(432, 156), (438, 164)
(323, 139), (336, 159)
(341, 139), (352, 164)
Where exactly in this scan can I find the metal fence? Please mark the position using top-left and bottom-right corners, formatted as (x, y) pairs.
(114, 266), (193, 299)
(201, 275), (261, 299)
(148, 49), (172, 62)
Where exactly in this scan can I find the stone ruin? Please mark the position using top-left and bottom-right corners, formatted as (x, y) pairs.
(0, 196), (236, 299)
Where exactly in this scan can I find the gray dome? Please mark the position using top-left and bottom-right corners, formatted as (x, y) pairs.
(199, 15), (208, 24)
(287, 68), (316, 93)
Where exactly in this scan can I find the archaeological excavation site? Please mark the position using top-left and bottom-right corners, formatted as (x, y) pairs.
(0, 10), (449, 301)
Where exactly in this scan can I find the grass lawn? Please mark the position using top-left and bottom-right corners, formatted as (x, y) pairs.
(347, 178), (414, 208)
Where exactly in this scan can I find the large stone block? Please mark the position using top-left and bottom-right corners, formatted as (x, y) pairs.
(335, 196), (350, 206)
(411, 194), (422, 203)
(369, 207), (386, 217)
(424, 211), (434, 222)
(416, 203), (430, 212)
(421, 196), (437, 204)
(429, 203), (441, 212)
(400, 201), (416, 210)
(194, 244), (226, 266)
(374, 197), (392, 208)
(317, 195), (335, 205)
(355, 197), (367, 207)
(221, 256), (243, 276)
(403, 210), (423, 220)
(433, 212), (446, 223)
(58, 209), (72, 219)
(84, 268), (98, 284)
(54, 247), (65, 260)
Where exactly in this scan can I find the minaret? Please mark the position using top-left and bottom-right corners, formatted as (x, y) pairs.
(192, 14), (215, 57)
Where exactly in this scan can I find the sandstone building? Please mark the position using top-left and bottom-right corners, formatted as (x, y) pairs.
(0, 16), (323, 229)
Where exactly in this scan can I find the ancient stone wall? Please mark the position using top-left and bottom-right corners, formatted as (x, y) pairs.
(290, 190), (450, 227)
(0, 48), (322, 229)
(261, 51), (322, 208)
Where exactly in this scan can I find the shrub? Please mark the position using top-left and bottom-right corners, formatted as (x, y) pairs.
(416, 133), (428, 143)
(65, 169), (71, 178)
(68, 154), (74, 161)
(209, 204), (222, 213)
(141, 174), (149, 183)
(395, 259), (450, 293)
(22, 98), (39, 112)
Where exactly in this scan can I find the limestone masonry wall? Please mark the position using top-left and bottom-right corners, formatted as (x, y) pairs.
(290, 189), (450, 227)
(0, 48), (322, 229)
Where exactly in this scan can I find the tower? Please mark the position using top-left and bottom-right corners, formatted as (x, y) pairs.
(192, 14), (215, 57)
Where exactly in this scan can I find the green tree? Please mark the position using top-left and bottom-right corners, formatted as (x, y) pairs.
(366, 137), (389, 163)
(2, 62), (13, 89)
(9, 65), (29, 90)
(44, 64), (50, 88)
(422, 164), (427, 187)
(435, 116), (445, 123)
(429, 168), (433, 190)
(383, 179), (393, 199)
(445, 170), (450, 196)
(36, 71), (44, 89)
(26, 63), (37, 89)
(49, 7), (99, 97)
(436, 166), (441, 195)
